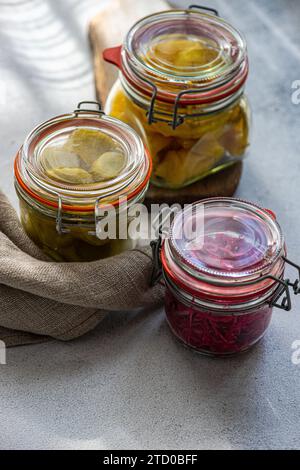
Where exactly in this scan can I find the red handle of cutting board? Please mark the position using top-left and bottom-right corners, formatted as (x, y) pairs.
(103, 45), (122, 69)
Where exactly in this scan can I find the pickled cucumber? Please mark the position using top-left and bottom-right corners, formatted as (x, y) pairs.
(19, 199), (133, 262)
(47, 167), (93, 184)
(91, 151), (125, 180)
(175, 44), (218, 68)
(64, 128), (119, 165)
(41, 146), (80, 170)
(42, 128), (127, 185)
(151, 37), (219, 69)
(19, 126), (140, 261)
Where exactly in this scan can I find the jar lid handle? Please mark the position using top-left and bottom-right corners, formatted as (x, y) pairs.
(188, 5), (219, 16)
(74, 101), (105, 117)
(283, 256), (300, 295)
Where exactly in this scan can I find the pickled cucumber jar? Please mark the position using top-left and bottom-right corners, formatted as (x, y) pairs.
(151, 198), (300, 356)
(103, 6), (250, 189)
(14, 102), (151, 262)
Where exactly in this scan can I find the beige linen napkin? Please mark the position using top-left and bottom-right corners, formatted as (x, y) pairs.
(0, 191), (164, 347)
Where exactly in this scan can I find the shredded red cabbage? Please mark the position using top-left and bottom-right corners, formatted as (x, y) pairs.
(165, 288), (273, 355)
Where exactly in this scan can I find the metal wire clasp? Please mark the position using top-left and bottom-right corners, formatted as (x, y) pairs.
(268, 257), (300, 311)
(74, 101), (105, 117)
(283, 256), (300, 295)
(150, 207), (179, 287)
(150, 236), (163, 287)
(88, 197), (104, 238)
(55, 196), (106, 238)
(56, 196), (70, 235)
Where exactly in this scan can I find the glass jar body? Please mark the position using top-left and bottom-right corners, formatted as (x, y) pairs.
(17, 189), (144, 262)
(164, 283), (273, 356)
(106, 81), (251, 189)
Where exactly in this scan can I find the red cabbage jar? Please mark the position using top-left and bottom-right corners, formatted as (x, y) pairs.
(156, 198), (300, 356)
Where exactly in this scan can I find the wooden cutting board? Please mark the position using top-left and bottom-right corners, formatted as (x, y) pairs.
(88, 0), (242, 204)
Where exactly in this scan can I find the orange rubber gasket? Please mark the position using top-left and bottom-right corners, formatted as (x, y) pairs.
(14, 147), (152, 213)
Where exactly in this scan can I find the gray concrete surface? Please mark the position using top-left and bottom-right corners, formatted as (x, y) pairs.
(1, 0), (300, 450)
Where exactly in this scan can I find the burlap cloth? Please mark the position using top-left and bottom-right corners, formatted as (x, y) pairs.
(0, 190), (164, 347)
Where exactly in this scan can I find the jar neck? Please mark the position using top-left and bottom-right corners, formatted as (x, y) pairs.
(120, 72), (246, 125)
(164, 271), (281, 314)
(161, 233), (286, 308)
(15, 178), (148, 220)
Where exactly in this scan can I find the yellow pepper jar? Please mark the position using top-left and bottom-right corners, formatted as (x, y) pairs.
(104, 6), (250, 189)
(14, 102), (151, 262)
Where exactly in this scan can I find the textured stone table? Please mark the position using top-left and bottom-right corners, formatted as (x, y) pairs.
(1, 0), (300, 450)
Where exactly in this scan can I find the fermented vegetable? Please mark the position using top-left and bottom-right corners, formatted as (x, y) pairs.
(15, 103), (151, 261)
(41, 129), (126, 185)
(160, 198), (292, 356)
(165, 289), (273, 355)
(109, 85), (249, 188)
(104, 9), (250, 188)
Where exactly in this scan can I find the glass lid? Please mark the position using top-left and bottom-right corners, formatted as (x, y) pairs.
(16, 104), (150, 209)
(168, 198), (284, 282)
(125, 9), (247, 87)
